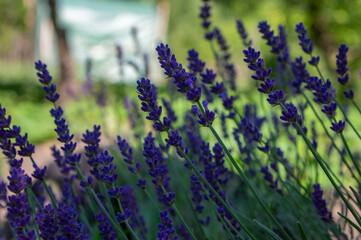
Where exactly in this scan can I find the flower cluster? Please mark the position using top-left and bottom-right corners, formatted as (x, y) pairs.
(312, 184), (332, 223)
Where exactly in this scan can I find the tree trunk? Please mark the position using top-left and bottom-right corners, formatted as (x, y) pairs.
(48, 0), (77, 103)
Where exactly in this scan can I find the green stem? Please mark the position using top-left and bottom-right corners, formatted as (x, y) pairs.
(313, 64), (361, 140)
(73, 164), (127, 240)
(26, 188), (41, 239)
(29, 156), (58, 209)
(197, 101), (292, 240)
(340, 132), (361, 178)
(159, 185), (197, 240)
(352, 99), (361, 116)
(206, 124), (292, 240)
(176, 146), (256, 240)
(282, 103), (361, 230)
(112, 183), (141, 240)
(301, 93), (361, 186)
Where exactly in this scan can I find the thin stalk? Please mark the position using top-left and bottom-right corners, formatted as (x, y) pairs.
(29, 156), (58, 209)
(301, 93), (361, 186)
(112, 183), (141, 240)
(313, 64), (361, 140)
(176, 146), (256, 240)
(340, 132), (361, 178)
(198, 102), (292, 240)
(352, 99), (361, 116)
(164, 150), (208, 239)
(159, 185), (197, 240)
(26, 188), (41, 239)
(281, 103), (361, 230)
(73, 164), (127, 240)
(216, 210), (237, 240)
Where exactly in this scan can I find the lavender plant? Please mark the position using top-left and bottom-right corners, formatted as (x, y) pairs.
(1, 2), (361, 240)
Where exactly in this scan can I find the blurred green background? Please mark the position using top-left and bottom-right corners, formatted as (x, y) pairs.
(1, 0), (361, 144)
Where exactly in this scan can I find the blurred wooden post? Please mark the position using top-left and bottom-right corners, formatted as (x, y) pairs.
(48, 0), (78, 103)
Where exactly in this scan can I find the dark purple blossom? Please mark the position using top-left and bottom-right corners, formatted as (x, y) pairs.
(295, 22), (313, 54)
(35, 204), (59, 240)
(330, 120), (345, 134)
(321, 103), (337, 118)
(137, 78), (162, 121)
(267, 90), (285, 106)
(260, 166), (283, 195)
(290, 57), (309, 93)
(187, 49), (205, 74)
(200, 69), (217, 85)
(280, 103), (299, 123)
(258, 78), (275, 93)
(35, 61), (60, 102)
(344, 90), (354, 100)
(191, 100), (215, 127)
(94, 213), (116, 240)
(312, 184), (332, 222)
(336, 44), (349, 85)
(162, 98), (177, 123)
(156, 210), (178, 240)
(236, 20), (252, 46)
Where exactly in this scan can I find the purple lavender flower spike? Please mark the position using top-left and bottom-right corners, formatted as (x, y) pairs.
(35, 204), (59, 239)
(137, 78), (163, 121)
(330, 120), (346, 133)
(35, 61), (60, 102)
(187, 49), (205, 74)
(267, 90), (285, 106)
(236, 20), (252, 46)
(191, 100), (215, 127)
(260, 166), (283, 195)
(344, 90), (354, 100)
(280, 103), (299, 123)
(258, 78), (275, 93)
(321, 103), (337, 118)
(200, 69), (217, 85)
(295, 22), (313, 54)
(312, 184), (332, 222)
(336, 44), (349, 85)
(94, 212), (116, 240)
(156, 210), (178, 240)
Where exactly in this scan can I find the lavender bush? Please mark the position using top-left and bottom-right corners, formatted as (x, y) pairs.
(1, 1), (361, 239)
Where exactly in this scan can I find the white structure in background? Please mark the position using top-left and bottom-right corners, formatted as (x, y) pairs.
(36, 0), (169, 83)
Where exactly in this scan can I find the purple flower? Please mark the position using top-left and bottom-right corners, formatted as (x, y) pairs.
(57, 203), (88, 239)
(258, 78), (275, 93)
(290, 57), (309, 93)
(187, 49), (205, 74)
(200, 69), (217, 85)
(95, 212), (116, 240)
(35, 61), (60, 102)
(236, 20), (252, 46)
(120, 185), (148, 238)
(137, 78), (162, 121)
(144, 133), (174, 208)
(336, 44), (349, 85)
(162, 98), (178, 123)
(330, 120), (345, 133)
(199, 1), (212, 31)
(280, 103), (299, 123)
(295, 22), (313, 54)
(308, 56), (320, 66)
(312, 184), (332, 222)
(321, 103), (337, 118)
(156, 210), (178, 240)
(191, 100), (215, 127)
(267, 90), (285, 106)
(260, 166), (283, 195)
(344, 90), (354, 99)
(156, 43), (201, 101)
(35, 204), (59, 240)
